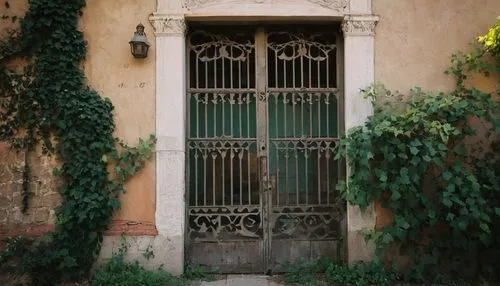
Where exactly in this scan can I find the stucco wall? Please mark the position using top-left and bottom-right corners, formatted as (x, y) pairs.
(374, 0), (500, 92)
(81, 0), (157, 230)
(0, 0), (157, 236)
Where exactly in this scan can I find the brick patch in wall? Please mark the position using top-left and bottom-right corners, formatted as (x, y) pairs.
(0, 223), (55, 238)
(0, 220), (158, 240)
(104, 220), (158, 236)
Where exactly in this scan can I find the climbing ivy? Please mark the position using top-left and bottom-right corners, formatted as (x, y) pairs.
(338, 20), (500, 284)
(0, 0), (155, 285)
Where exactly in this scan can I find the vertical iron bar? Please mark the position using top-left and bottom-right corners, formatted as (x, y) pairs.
(275, 46), (278, 88)
(275, 142), (279, 206)
(248, 146), (251, 204)
(285, 149), (289, 205)
(326, 150), (330, 205)
(231, 149), (234, 205)
(239, 148), (243, 205)
(247, 94), (250, 138)
(222, 56), (225, 88)
(222, 94), (225, 136)
(212, 154), (216, 205)
(318, 93), (321, 137)
(204, 151), (207, 206)
(222, 56), (226, 136)
(327, 93), (330, 138)
(275, 94), (279, 205)
(305, 149), (309, 204)
(293, 46), (296, 88)
(230, 94), (234, 137)
(301, 53), (304, 88)
(309, 54), (312, 89)
(284, 94), (287, 137)
(204, 96), (208, 204)
(326, 57), (330, 88)
(293, 93), (296, 138)
(247, 94), (251, 204)
(222, 151), (225, 206)
(317, 145), (321, 204)
(239, 55), (242, 89)
(230, 47), (234, 89)
(309, 94), (313, 137)
(196, 94), (200, 138)
(195, 152), (199, 206)
(214, 95), (217, 137)
(205, 94), (208, 138)
(275, 94), (278, 138)
(196, 54), (200, 137)
(301, 95), (304, 136)
(247, 49), (251, 88)
(205, 52), (209, 87)
(214, 52), (218, 88)
(239, 94), (242, 138)
(295, 147), (299, 205)
(317, 59), (320, 88)
(284, 55), (287, 88)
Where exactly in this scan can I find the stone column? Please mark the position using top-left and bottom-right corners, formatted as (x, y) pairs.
(149, 13), (187, 275)
(342, 14), (379, 264)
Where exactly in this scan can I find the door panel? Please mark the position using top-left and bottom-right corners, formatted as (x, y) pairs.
(266, 29), (345, 271)
(185, 26), (345, 273)
(186, 29), (263, 272)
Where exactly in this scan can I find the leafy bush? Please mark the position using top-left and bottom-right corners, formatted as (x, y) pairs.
(337, 19), (500, 284)
(325, 261), (399, 286)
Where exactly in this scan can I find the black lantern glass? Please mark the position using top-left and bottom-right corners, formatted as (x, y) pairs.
(129, 23), (150, 58)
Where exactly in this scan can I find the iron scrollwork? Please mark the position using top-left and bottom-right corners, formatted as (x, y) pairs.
(188, 206), (262, 241)
(272, 203), (345, 240)
(267, 32), (336, 62)
(188, 30), (254, 62)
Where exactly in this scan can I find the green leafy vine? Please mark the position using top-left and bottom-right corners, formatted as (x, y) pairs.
(22, 149), (30, 213)
(338, 20), (500, 284)
(0, 0), (155, 285)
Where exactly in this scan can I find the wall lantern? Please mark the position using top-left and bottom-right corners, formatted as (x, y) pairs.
(129, 23), (150, 58)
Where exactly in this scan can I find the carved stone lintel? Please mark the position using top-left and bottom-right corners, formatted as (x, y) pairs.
(342, 15), (379, 36)
(307, 0), (347, 10)
(149, 14), (187, 36)
(183, 0), (347, 11)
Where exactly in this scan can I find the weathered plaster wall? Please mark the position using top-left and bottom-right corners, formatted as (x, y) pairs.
(0, 0), (157, 236)
(373, 0), (500, 229)
(374, 0), (500, 92)
(81, 0), (157, 230)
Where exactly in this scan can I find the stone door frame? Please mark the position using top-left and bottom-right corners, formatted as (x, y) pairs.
(149, 0), (378, 274)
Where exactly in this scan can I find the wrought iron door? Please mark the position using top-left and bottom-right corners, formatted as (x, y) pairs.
(186, 26), (345, 273)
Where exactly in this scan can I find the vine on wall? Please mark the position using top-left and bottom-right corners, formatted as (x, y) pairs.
(0, 0), (155, 285)
(338, 20), (500, 284)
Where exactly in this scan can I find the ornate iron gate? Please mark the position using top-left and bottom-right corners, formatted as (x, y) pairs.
(186, 26), (345, 273)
